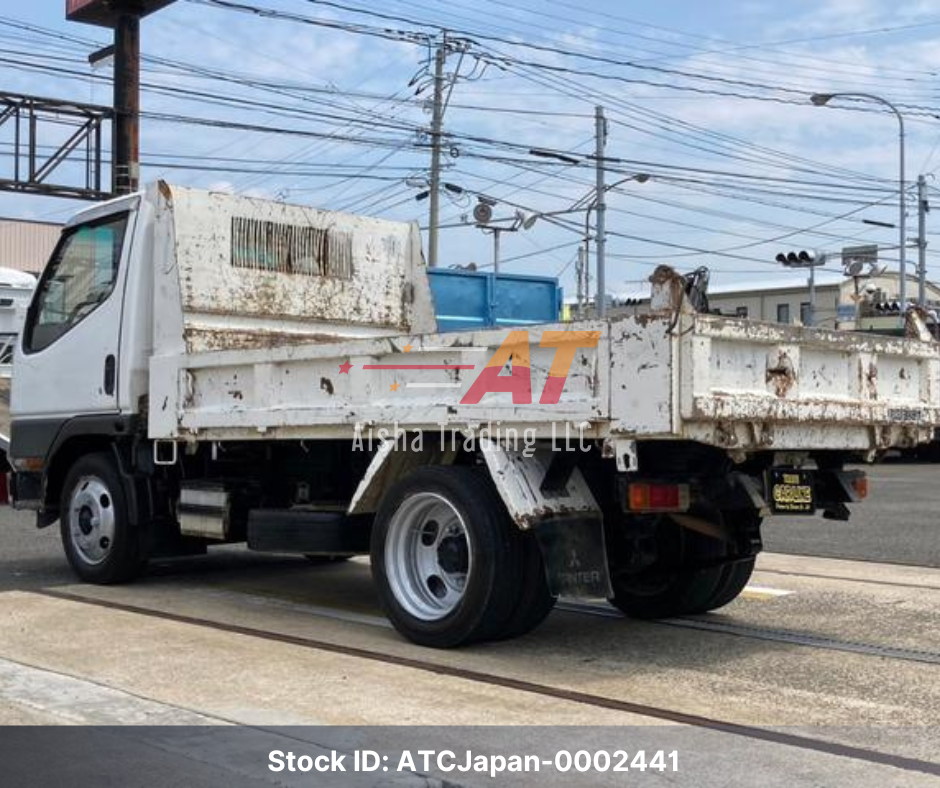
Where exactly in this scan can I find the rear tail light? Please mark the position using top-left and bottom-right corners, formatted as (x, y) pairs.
(627, 482), (690, 513)
(851, 474), (868, 500)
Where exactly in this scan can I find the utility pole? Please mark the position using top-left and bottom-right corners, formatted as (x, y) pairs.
(594, 105), (608, 317)
(67, 1), (174, 197)
(427, 32), (447, 268)
(113, 12), (140, 194)
(918, 174), (929, 307)
(808, 264), (817, 327)
(575, 245), (586, 317)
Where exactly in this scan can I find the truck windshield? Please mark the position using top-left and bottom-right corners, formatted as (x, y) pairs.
(24, 213), (128, 353)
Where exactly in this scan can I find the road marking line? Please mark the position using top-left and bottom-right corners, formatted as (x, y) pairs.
(741, 585), (794, 600)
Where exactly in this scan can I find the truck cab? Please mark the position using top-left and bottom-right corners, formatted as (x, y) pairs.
(9, 194), (150, 515)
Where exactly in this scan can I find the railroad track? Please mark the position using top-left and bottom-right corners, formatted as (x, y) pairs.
(757, 566), (940, 592)
(134, 560), (940, 668)
(557, 601), (940, 666)
(34, 588), (940, 779)
(63, 547), (940, 667)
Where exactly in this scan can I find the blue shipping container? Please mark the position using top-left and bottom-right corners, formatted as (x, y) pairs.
(427, 268), (562, 332)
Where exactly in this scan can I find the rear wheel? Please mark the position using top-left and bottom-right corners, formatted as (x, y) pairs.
(60, 452), (144, 585)
(607, 510), (757, 619)
(707, 556), (755, 611)
(700, 510), (760, 612)
(496, 530), (556, 640)
(371, 466), (524, 648)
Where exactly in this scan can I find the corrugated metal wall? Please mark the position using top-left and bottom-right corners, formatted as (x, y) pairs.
(0, 218), (61, 274)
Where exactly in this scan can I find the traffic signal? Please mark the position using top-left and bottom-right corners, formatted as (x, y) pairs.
(775, 250), (823, 267)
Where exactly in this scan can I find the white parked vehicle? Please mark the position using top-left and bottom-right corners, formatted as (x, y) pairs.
(6, 183), (939, 647)
(0, 267), (36, 374)
(0, 267), (37, 457)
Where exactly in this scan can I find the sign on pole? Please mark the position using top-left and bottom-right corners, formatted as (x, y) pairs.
(841, 245), (878, 273)
(67, 0), (176, 26)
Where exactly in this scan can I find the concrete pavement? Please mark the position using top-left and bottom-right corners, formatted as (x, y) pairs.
(1, 462), (939, 785)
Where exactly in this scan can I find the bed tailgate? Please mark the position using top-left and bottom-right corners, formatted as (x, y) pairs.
(676, 314), (940, 451)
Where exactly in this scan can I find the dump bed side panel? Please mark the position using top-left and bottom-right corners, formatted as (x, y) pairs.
(151, 307), (940, 453)
(149, 323), (609, 441)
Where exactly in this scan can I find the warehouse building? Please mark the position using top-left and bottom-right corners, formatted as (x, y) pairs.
(596, 270), (940, 332)
(0, 217), (61, 274)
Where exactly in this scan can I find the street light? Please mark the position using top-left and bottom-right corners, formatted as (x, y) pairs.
(474, 200), (538, 273)
(579, 172), (649, 317)
(528, 141), (651, 317)
(810, 92), (907, 312)
(489, 172), (649, 316)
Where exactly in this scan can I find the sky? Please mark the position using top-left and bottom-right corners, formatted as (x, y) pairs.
(3, 0), (940, 307)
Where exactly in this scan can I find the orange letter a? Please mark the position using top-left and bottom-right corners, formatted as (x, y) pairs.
(460, 330), (532, 404)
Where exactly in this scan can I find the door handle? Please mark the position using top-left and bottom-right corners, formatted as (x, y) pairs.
(104, 354), (116, 395)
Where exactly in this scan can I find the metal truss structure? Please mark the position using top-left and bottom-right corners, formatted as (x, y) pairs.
(0, 91), (113, 201)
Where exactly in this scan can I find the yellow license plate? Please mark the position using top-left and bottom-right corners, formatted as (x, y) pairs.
(768, 469), (815, 514)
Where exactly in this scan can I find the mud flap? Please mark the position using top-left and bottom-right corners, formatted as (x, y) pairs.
(532, 516), (613, 599)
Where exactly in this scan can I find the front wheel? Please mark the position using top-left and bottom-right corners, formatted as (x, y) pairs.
(370, 466), (525, 648)
(60, 452), (144, 585)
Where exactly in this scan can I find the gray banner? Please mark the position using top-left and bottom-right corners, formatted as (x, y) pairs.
(0, 725), (937, 787)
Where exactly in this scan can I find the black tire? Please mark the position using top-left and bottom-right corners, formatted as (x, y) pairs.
(370, 466), (524, 648)
(608, 510), (760, 619)
(704, 556), (756, 611)
(695, 510), (761, 613)
(607, 514), (727, 619)
(303, 554), (352, 565)
(60, 452), (144, 585)
(495, 530), (557, 640)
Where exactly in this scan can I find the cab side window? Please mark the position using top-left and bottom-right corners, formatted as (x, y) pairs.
(25, 214), (128, 353)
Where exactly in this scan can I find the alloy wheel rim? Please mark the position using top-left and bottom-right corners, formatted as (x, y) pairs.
(384, 492), (471, 621)
(68, 475), (116, 566)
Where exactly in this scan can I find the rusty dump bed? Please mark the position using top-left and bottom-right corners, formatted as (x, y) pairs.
(146, 185), (940, 453)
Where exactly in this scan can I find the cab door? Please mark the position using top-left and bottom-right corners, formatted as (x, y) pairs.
(12, 209), (135, 421)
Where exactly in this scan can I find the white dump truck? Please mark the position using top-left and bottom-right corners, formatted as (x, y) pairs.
(6, 183), (939, 647)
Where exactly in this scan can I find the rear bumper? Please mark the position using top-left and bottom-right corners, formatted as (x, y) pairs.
(618, 466), (866, 522)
